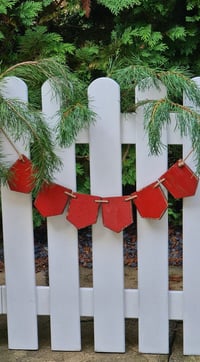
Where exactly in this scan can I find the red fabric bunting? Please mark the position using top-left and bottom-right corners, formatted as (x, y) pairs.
(8, 155), (35, 193)
(102, 196), (133, 232)
(159, 160), (199, 198)
(132, 182), (168, 219)
(66, 193), (101, 229)
(34, 183), (71, 217)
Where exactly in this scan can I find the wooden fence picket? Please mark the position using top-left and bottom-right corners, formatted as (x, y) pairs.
(88, 78), (125, 352)
(135, 82), (169, 353)
(0, 77), (38, 349)
(183, 77), (200, 355)
(41, 80), (81, 350)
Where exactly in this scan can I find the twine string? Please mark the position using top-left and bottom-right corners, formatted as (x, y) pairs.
(95, 199), (109, 203)
(125, 194), (138, 201)
(178, 148), (194, 167)
(183, 148), (194, 163)
(154, 178), (166, 188)
(0, 128), (23, 160)
(64, 191), (77, 199)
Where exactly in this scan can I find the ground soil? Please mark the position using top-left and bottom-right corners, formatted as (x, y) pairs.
(79, 265), (183, 290)
(0, 264), (183, 290)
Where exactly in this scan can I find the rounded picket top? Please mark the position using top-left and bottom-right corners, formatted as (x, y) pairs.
(88, 76), (119, 91)
(183, 76), (200, 111)
(191, 76), (200, 85)
(88, 77), (120, 108)
(0, 76), (28, 101)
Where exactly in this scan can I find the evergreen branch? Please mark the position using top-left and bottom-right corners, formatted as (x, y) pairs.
(0, 138), (10, 185)
(157, 69), (200, 107)
(143, 99), (170, 155)
(0, 96), (62, 191)
(149, 99), (166, 124)
(111, 60), (200, 111)
(5, 99), (41, 142)
(111, 63), (159, 90)
(1, 59), (75, 103)
(57, 102), (95, 146)
(1, 58), (96, 139)
(62, 102), (84, 117)
(0, 58), (95, 189)
(0, 61), (38, 79)
(169, 100), (200, 119)
(0, 127), (22, 159)
(143, 98), (200, 174)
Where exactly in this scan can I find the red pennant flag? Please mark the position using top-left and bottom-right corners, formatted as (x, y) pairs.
(66, 193), (101, 229)
(159, 160), (199, 199)
(34, 183), (71, 217)
(132, 182), (168, 219)
(8, 155), (35, 193)
(102, 196), (133, 232)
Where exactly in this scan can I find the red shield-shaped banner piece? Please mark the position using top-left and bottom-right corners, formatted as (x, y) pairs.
(8, 155), (35, 193)
(102, 196), (133, 232)
(66, 193), (101, 229)
(132, 182), (168, 219)
(34, 183), (71, 217)
(160, 160), (199, 198)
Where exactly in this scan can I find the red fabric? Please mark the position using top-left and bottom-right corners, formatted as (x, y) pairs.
(102, 196), (133, 232)
(66, 193), (101, 229)
(34, 183), (71, 217)
(8, 155), (35, 193)
(160, 160), (199, 198)
(132, 182), (168, 219)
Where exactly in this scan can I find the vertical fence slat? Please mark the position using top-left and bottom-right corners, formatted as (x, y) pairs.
(41, 81), (81, 351)
(88, 77), (125, 352)
(0, 77), (38, 349)
(136, 82), (169, 353)
(183, 77), (200, 355)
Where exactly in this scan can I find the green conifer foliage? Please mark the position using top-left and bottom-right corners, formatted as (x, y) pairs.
(0, 59), (95, 192)
(1, 0), (200, 187)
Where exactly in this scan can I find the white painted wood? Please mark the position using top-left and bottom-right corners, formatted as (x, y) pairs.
(135, 82), (169, 353)
(41, 81), (81, 351)
(0, 77), (38, 349)
(88, 78), (125, 352)
(121, 113), (137, 144)
(76, 113), (137, 144)
(1, 286), (6, 314)
(167, 113), (185, 144)
(76, 128), (89, 143)
(124, 289), (139, 318)
(0, 286), (186, 321)
(36, 287), (50, 315)
(183, 77), (200, 355)
(80, 288), (94, 317)
(169, 291), (183, 320)
(0, 286), (3, 314)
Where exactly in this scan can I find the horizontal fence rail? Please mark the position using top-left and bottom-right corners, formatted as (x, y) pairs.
(0, 76), (200, 354)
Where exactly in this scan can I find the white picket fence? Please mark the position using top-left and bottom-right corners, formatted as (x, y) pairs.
(0, 75), (200, 355)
